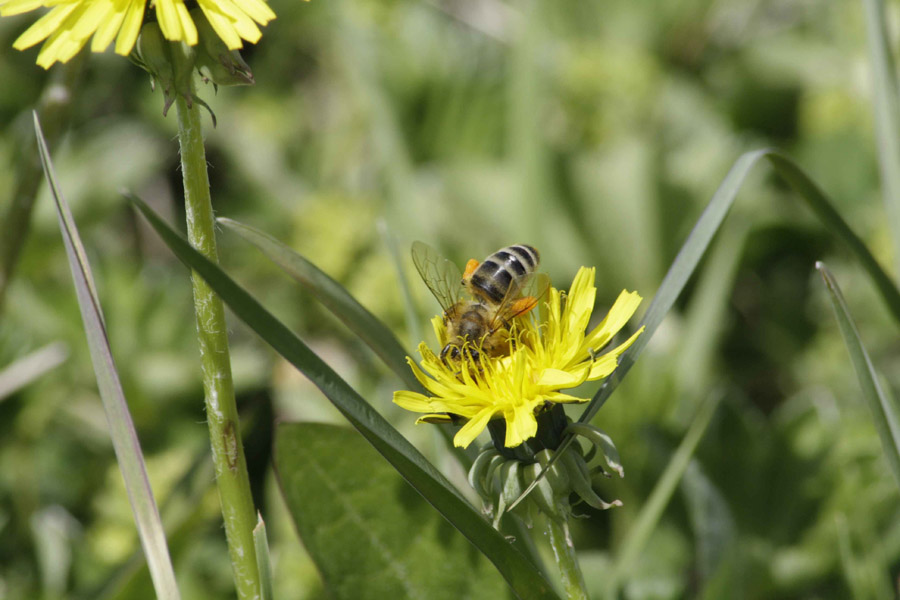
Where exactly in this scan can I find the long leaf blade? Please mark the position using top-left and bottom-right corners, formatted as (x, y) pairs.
(130, 194), (559, 600)
(217, 217), (476, 469)
(513, 149), (900, 509)
(585, 149), (900, 425)
(817, 262), (900, 489)
(218, 217), (418, 389)
(862, 0), (900, 274)
(35, 114), (180, 600)
(0, 342), (68, 402)
(252, 513), (273, 600)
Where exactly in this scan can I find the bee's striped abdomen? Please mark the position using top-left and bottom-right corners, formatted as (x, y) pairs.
(469, 244), (540, 303)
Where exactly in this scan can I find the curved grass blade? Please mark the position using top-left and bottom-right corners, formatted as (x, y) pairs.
(217, 217), (477, 469)
(130, 194), (560, 600)
(0, 342), (68, 402)
(605, 390), (723, 599)
(377, 218), (424, 348)
(35, 114), (180, 600)
(252, 514), (273, 600)
(218, 217), (419, 390)
(817, 262), (900, 489)
(862, 0), (900, 273)
(511, 148), (900, 510)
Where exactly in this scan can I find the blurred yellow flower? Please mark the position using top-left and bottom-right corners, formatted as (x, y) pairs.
(0, 0), (276, 68)
(394, 267), (643, 449)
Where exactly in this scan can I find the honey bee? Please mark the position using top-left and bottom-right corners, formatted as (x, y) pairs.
(412, 242), (547, 365)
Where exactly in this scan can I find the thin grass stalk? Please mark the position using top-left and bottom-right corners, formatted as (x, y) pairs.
(861, 0), (900, 275)
(0, 54), (84, 311)
(174, 91), (260, 598)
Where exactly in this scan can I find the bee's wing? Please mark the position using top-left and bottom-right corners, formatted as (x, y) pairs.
(492, 271), (551, 326)
(411, 241), (464, 312)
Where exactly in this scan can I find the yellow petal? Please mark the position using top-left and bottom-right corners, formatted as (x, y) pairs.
(155, 0), (197, 44)
(392, 390), (433, 412)
(198, 1), (242, 48)
(563, 267), (596, 336)
(0, 0), (49, 16)
(114, 0), (144, 55)
(13, 4), (77, 49)
(587, 326), (644, 379)
(504, 405), (538, 447)
(231, 0), (275, 23)
(415, 414), (453, 424)
(453, 408), (495, 448)
(536, 367), (586, 388)
(91, 2), (129, 52)
(543, 391), (589, 404)
(582, 290), (642, 354)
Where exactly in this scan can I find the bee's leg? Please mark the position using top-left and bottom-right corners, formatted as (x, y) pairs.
(462, 259), (480, 280)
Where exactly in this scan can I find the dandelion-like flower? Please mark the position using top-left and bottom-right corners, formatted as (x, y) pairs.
(0, 0), (277, 68)
(394, 266), (644, 449)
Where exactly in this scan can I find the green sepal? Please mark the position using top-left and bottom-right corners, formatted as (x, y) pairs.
(191, 9), (255, 87)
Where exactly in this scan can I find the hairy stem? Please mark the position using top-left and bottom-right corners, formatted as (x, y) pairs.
(175, 91), (260, 599)
(546, 516), (588, 600)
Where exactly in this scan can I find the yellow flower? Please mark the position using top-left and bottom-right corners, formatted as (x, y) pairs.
(0, 0), (277, 68)
(394, 266), (644, 449)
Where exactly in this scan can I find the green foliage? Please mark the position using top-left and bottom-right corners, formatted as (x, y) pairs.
(130, 192), (559, 599)
(276, 422), (509, 600)
(4, 0), (900, 598)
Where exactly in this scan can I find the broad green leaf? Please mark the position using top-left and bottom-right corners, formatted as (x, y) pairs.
(605, 391), (723, 598)
(129, 194), (559, 600)
(35, 114), (180, 600)
(253, 514), (273, 600)
(218, 217), (418, 390)
(862, 0), (900, 274)
(276, 423), (509, 600)
(817, 262), (900, 489)
(512, 149), (900, 510)
(0, 341), (68, 402)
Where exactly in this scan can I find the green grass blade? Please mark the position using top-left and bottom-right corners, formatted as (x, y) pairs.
(584, 150), (900, 426)
(217, 217), (419, 390)
(766, 153), (900, 321)
(377, 218), (423, 350)
(130, 195), (560, 600)
(817, 262), (900, 490)
(578, 149), (769, 425)
(862, 0), (900, 273)
(252, 513), (273, 600)
(605, 391), (723, 598)
(512, 148), (900, 509)
(0, 342), (68, 402)
(34, 114), (180, 600)
(218, 218), (477, 471)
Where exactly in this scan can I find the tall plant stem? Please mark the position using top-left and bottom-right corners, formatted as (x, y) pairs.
(546, 517), (588, 600)
(175, 91), (260, 599)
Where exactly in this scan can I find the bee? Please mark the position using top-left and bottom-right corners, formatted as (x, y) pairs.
(412, 241), (546, 365)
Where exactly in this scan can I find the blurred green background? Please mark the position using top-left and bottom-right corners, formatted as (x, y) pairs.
(2, 0), (900, 598)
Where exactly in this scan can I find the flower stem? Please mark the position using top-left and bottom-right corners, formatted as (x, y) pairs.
(175, 91), (260, 599)
(546, 516), (588, 600)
